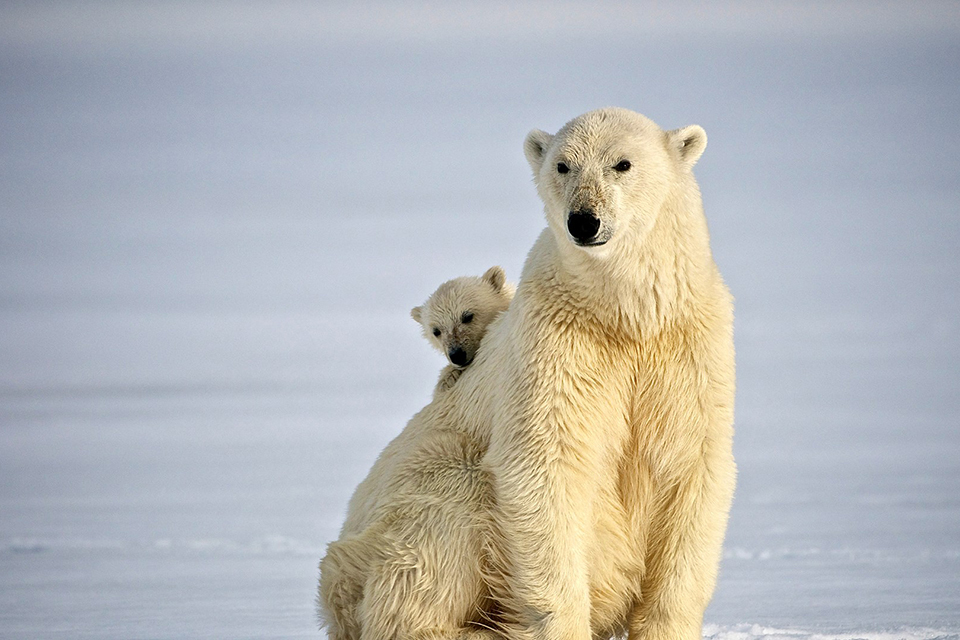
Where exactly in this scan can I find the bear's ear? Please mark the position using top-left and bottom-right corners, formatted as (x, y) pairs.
(523, 129), (553, 174)
(482, 265), (506, 293)
(668, 125), (707, 169)
(410, 306), (422, 323)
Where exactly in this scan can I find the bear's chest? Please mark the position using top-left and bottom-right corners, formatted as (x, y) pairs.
(621, 331), (712, 488)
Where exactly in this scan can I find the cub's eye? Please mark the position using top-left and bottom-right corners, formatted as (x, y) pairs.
(461, 311), (474, 324)
(556, 162), (569, 174)
(614, 160), (631, 172)
(432, 328), (441, 337)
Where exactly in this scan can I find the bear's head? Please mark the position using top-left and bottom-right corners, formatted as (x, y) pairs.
(411, 266), (514, 368)
(524, 107), (706, 258)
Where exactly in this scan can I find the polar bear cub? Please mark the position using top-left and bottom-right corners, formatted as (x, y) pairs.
(411, 265), (514, 392)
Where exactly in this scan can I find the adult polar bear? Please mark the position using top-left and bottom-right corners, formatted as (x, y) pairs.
(318, 108), (735, 640)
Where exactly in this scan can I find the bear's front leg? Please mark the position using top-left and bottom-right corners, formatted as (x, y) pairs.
(485, 362), (619, 640)
(434, 364), (463, 395)
(627, 433), (735, 640)
(486, 430), (593, 640)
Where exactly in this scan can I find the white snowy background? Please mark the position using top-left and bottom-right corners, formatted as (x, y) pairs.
(1, 2), (958, 638)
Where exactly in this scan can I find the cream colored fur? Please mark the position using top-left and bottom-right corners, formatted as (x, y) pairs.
(411, 266), (515, 394)
(317, 108), (735, 640)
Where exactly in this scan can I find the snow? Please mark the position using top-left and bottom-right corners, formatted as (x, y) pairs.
(1, 2), (959, 638)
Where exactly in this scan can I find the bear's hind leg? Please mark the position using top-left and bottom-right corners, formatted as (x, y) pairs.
(318, 536), (370, 640)
(357, 537), (493, 640)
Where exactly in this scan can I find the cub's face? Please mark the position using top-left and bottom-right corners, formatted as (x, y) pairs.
(411, 266), (513, 369)
(524, 108), (706, 256)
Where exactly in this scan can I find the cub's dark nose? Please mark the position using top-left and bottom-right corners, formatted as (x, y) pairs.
(567, 209), (601, 243)
(448, 347), (468, 367)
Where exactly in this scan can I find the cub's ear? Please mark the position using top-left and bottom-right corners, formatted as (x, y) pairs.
(523, 129), (553, 175)
(410, 306), (422, 323)
(482, 266), (506, 293)
(668, 125), (707, 169)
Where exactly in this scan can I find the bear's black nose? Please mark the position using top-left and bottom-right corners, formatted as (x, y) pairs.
(448, 347), (468, 367)
(567, 209), (601, 243)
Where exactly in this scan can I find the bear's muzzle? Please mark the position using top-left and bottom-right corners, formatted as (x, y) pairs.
(567, 208), (604, 245)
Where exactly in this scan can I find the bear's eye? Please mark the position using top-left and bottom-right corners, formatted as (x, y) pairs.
(556, 162), (569, 174)
(614, 160), (631, 172)
(432, 327), (441, 337)
(461, 311), (474, 324)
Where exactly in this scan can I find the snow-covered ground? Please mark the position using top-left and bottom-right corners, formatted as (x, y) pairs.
(1, 2), (959, 638)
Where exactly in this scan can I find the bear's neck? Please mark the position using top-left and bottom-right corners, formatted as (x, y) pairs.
(527, 185), (717, 338)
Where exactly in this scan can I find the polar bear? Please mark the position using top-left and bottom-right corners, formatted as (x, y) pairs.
(317, 108), (735, 640)
(411, 266), (515, 394)
(482, 108), (736, 640)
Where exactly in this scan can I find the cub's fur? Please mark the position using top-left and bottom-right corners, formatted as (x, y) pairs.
(411, 266), (514, 393)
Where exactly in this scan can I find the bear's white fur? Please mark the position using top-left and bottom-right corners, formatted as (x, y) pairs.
(318, 108), (735, 640)
(411, 266), (515, 394)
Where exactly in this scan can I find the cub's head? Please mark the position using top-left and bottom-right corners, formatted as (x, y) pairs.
(523, 107), (706, 255)
(411, 266), (514, 368)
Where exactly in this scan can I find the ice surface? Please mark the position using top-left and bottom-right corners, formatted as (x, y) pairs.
(1, 2), (959, 638)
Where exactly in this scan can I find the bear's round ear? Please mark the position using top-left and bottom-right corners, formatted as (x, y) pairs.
(523, 129), (553, 175)
(410, 306), (422, 323)
(669, 125), (707, 169)
(482, 265), (506, 293)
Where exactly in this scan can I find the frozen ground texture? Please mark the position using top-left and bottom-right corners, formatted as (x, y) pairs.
(1, 2), (959, 638)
